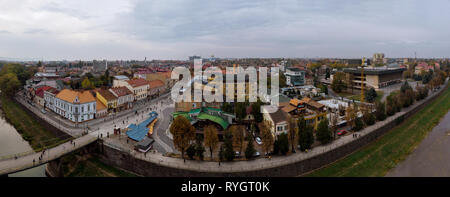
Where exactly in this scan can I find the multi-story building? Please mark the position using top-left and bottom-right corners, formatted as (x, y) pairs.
(341, 66), (405, 90)
(113, 78), (149, 101)
(95, 89), (118, 112)
(44, 87), (60, 111)
(148, 80), (165, 98)
(285, 67), (306, 86)
(109, 86), (134, 111)
(54, 89), (96, 122)
(262, 106), (290, 139)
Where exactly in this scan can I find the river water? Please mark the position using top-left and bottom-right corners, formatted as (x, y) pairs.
(0, 113), (46, 177)
(387, 110), (450, 176)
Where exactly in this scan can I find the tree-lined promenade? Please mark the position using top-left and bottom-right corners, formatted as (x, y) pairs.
(307, 80), (450, 177)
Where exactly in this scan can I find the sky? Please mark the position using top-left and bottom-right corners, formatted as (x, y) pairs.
(0, 0), (450, 61)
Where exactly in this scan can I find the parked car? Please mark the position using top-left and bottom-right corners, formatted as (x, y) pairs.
(41, 109), (46, 114)
(235, 151), (242, 158)
(255, 137), (262, 145)
(337, 129), (348, 136)
(253, 151), (260, 157)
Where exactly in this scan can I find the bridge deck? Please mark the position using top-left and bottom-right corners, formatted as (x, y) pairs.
(0, 134), (97, 175)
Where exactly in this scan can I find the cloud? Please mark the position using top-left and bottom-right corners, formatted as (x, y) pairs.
(0, 0), (450, 60)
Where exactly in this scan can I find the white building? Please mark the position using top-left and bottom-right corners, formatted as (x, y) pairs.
(54, 89), (97, 122)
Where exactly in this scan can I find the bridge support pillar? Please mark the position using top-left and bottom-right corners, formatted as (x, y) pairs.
(46, 158), (64, 177)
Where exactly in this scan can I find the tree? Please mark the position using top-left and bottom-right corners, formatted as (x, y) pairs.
(223, 129), (235, 161)
(345, 103), (357, 130)
(363, 110), (376, 126)
(186, 145), (196, 160)
(231, 125), (245, 156)
(0, 73), (21, 97)
(195, 135), (205, 160)
(221, 102), (233, 113)
(325, 68), (331, 80)
(298, 116), (314, 151)
(251, 99), (264, 123)
(346, 73), (354, 94)
(277, 133), (289, 155)
(81, 77), (94, 90)
(259, 120), (274, 155)
(316, 118), (332, 144)
(245, 136), (256, 159)
(354, 117), (364, 131)
(170, 116), (196, 162)
(234, 102), (247, 122)
(330, 111), (339, 139)
(386, 92), (401, 116)
(331, 72), (347, 93)
(288, 116), (297, 153)
(365, 88), (377, 103)
(203, 125), (219, 160)
(400, 81), (412, 93)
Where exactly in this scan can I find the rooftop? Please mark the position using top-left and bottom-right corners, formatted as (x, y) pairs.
(127, 78), (149, 87)
(56, 89), (96, 104)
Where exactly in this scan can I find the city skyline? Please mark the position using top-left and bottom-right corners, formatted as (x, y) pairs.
(1, 0), (450, 60)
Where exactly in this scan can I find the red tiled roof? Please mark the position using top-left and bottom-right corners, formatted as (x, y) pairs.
(35, 86), (52, 98)
(148, 80), (164, 89)
(109, 86), (132, 97)
(127, 78), (148, 87)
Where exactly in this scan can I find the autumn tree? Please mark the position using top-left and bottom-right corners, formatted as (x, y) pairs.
(259, 120), (274, 156)
(345, 103), (357, 131)
(231, 125), (245, 156)
(288, 116), (297, 153)
(170, 116), (196, 162)
(330, 111), (339, 139)
(203, 125), (219, 161)
(331, 72), (347, 93)
(81, 77), (94, 90)
(0, 73), (21, 97)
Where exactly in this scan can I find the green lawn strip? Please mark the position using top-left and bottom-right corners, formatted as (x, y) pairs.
(0, 95), (67, 151)
(306, 85), (450, 177)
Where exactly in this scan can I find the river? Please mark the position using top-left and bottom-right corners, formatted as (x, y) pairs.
(387, 110), (450, 176)
(0, 113), (46, 177)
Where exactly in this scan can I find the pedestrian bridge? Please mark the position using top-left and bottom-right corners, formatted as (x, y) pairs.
(0, 134), (98, 176)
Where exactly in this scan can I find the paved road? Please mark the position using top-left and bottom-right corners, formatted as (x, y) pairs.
(386, 110), (450, 177)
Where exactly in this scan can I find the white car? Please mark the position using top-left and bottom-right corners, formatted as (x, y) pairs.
(255, 137), (262, 145)
(41, 109), (46, 114)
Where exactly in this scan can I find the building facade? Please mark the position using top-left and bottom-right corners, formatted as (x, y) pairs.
(109, 86), (134, 111)
(285, 67), (306, 86)
(54, 89), (97, 122)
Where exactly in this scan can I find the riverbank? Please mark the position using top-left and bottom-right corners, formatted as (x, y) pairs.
(0, 95), (70, 152)
(306, 84), (450, 177)
(50, 150), (138, 177)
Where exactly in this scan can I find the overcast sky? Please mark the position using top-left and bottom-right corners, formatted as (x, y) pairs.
(1, 0), (449, 60)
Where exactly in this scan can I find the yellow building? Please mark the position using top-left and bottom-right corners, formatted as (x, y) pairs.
(95, 89), (118, 112)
